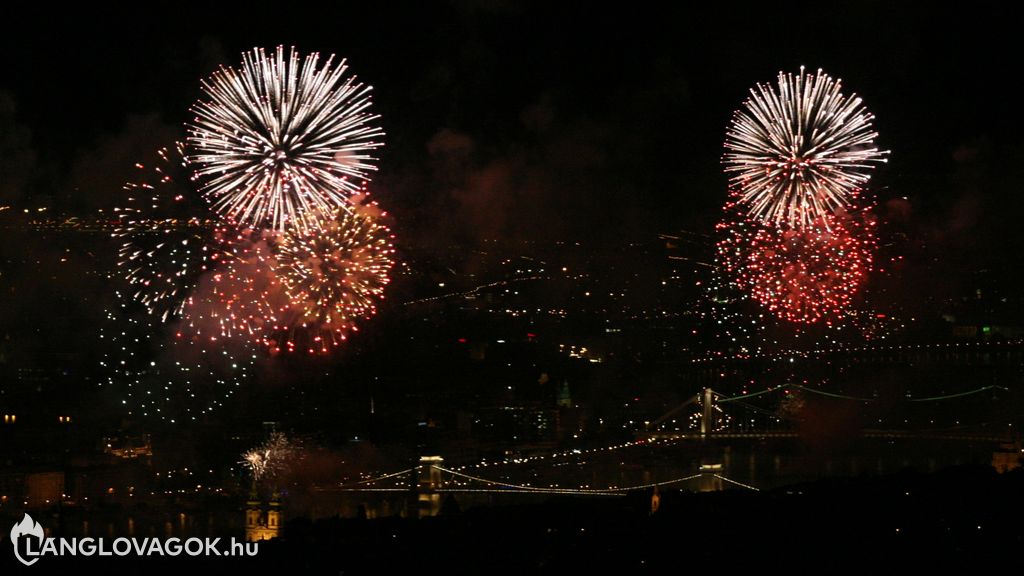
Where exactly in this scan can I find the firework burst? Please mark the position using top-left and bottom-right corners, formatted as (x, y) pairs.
(715, 196), (876, 324)
(98, 304), (258, 423)
(171, 200), (394, 356)
(242, 431), (300, 481)
(723, 67), (887, 228)
(187, 46), (384, 232)
(113, 144), (229, 322)
(264, 204), (395, 354)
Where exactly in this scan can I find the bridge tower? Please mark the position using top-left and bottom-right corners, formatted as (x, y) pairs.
(699, 388), (724, 489)
(700, 387), (715, 437)
(416, 455), (444, 518)
(698, 463), (724, 491)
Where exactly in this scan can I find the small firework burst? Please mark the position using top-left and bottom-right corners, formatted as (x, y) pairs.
(242, 431), (300, 481)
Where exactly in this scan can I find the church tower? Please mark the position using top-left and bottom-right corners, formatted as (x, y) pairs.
(245, 486), (282, 541)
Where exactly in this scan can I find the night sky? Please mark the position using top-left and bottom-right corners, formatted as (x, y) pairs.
(1, 2), (1020, 351)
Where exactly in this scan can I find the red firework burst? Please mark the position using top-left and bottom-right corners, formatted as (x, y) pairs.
(716, 195), (877, 324)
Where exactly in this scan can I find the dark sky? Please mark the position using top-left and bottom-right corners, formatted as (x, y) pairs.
(1, 1), (1019, 251)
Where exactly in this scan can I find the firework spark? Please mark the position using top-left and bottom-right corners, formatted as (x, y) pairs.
(98, 304), (257, 423)
(696, 269), (766, 357)
(715, 195), (876, 324)
(723, 67), (887, 228)
(114, 144), (229, 322)
(187, 46), (384, 232)
(178, 227), (280, 343)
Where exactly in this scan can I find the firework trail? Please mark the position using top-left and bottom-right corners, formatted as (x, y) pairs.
(723, 67), (887, 228)
(187, 46), (384, 233)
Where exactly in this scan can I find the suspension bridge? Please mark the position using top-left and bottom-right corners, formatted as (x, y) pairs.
(316, 381), (1015, 516)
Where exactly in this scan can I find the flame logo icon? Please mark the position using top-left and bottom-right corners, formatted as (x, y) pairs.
(10, 512), (44, 566)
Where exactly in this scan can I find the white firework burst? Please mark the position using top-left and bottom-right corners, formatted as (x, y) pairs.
(187, 46), (384, 232)
(723, 67), (887, 228)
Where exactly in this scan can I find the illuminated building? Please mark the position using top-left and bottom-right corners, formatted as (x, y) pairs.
(245, 489), (281, 541)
